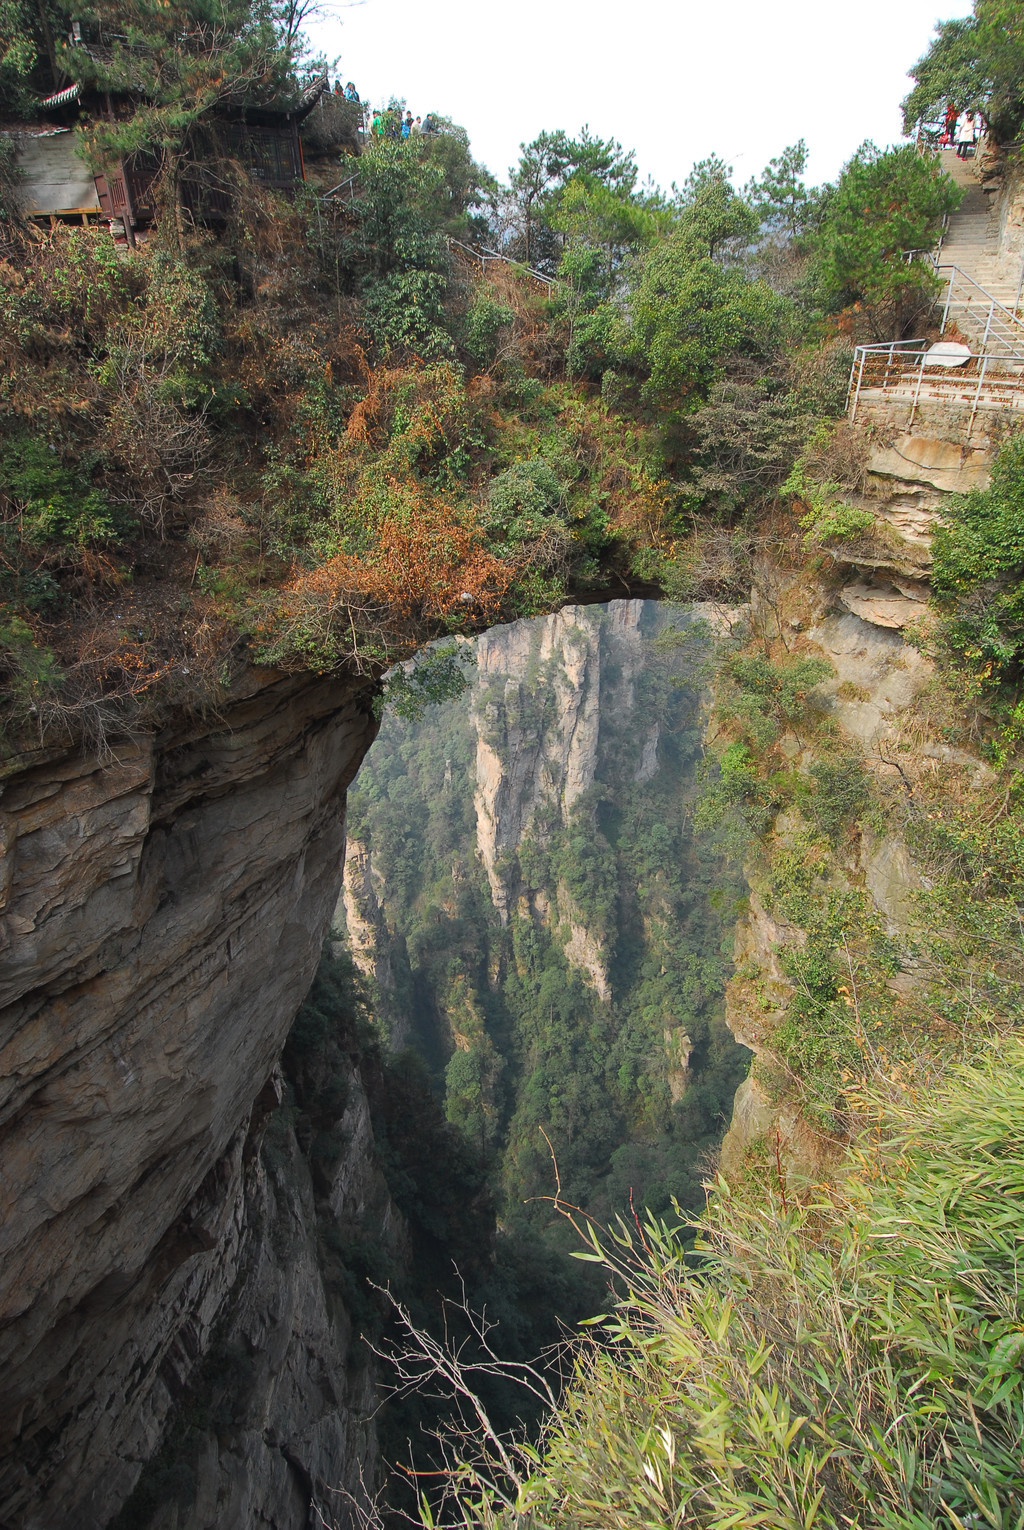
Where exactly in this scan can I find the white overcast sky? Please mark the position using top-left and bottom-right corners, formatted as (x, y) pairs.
(307, 0), (972, 192)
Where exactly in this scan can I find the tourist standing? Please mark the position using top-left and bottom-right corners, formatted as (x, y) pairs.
(955, 111), (977, 160)
(942, 101), (957, 148)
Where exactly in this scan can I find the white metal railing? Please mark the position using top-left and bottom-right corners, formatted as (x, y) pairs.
(321, 169), (361, 201)
(317, 170), (558, 293)
(445, 235), (557, 294)
(847, 340), (1024, 438)
(938, 264), (1024, 360)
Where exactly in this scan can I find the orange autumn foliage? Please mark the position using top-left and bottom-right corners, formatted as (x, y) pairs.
(284, 483), (519, 627)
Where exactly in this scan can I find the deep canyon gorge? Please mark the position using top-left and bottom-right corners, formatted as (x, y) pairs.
(4, 1), (1024, 1521)
(0, 563), (960, 1527)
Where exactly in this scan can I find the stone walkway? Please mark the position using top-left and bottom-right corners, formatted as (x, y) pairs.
(938, 149), (1022, 316)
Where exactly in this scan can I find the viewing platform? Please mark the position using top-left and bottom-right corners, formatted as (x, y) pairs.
(847, 147), (1024, 448)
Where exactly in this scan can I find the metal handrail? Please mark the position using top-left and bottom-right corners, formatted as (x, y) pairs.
(316, 171), (558, 290)
(321, 170), (360, 200)
(938, 263), (1024, 360)
(446, 234), (557, 292)
(848, 340), (1024, 438)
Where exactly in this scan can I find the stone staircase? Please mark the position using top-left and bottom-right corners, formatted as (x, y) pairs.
(847, 146), (1024, 450)
(939, 154), (1010, 293)
(936, 150), (1024, 355)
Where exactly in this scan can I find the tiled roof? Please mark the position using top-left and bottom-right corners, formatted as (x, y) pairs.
(41, 83), (81, 109)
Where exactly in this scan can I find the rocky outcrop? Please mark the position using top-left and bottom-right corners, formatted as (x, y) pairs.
(0, 670), (378, 1530)
(838, 578), (930, 631)
(823, 434), (993, 588)
(560, 901), (611, 1001)
(807, 609), (933, 748)
(136, 1054), (398, 1530)
(473, 607), (604, 921)
(339, 838), (394, 995)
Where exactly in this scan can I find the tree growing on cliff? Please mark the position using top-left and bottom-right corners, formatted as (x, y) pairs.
(931, 435), (1024, 713)
(903, 1), (1024, 143)
(622, 161), (790, 429)
(806, 142), (960, 338)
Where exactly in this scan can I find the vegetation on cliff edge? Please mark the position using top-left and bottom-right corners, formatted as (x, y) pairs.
(0, 0), (957, 752)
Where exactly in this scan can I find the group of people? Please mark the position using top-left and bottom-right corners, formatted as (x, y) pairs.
(330, 82), (440, 141)
(939, 105), (982, 160)
(368, 104), (439, 140)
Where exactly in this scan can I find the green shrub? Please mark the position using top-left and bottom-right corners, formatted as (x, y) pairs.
(485, 461), (570, 569)
(364, 267), (454, 360)
(931, 435), (1024, 704)
(462, 291), (516, 366)
(0, 612), (63, 715)
(801, 755), (869, 842)
(783, 428), (875, 549)
(377, 642), (472, 720)
(0, 434), (126, 546)
(721, 650), (834, 751)
(447, 1040), (1024, 1530)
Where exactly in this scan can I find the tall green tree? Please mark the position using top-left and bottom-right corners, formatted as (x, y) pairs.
(744, 139), (821, 240)
(550, 173), (666, 378)
(503, 126), (638, 270)
(623, 161), (788, 422)
(807, 141), (960, 337)
(903, 1), (1024, 142)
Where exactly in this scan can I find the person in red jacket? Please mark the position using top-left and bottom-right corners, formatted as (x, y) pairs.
(941, 101), (957, 148)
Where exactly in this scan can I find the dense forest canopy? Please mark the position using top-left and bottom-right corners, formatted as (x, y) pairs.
(0, 0), (962, 751)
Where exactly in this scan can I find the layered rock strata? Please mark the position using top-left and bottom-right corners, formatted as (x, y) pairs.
(0, 671), (377, 1530)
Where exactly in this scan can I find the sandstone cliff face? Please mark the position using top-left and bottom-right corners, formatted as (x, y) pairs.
(473, 606), (604, 923)
(339, 604), (662, 1001)
(340, 838), (394, 998)
(0, 670), (379, 1530)
(471, 601), (656, 991)
(716, 565), (991, 1177)
(131, 1049), (400, 1530)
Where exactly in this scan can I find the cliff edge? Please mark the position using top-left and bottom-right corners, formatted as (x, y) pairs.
(0, 672), (377, 1529)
